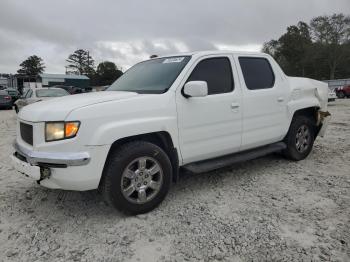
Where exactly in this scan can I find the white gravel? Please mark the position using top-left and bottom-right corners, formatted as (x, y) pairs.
(0, 100), (349, 262)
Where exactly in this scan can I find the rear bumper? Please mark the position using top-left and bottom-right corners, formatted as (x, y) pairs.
(0, 101), (12, 107)
(13, 141), (90, 166)
(318, 115), (331, 137)
(317, 111), (331, 137)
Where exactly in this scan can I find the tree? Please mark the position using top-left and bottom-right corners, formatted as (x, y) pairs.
(95, 61), (123, 86)
(262, 40), (280, 57)
(262, 13), (350, 80)
(17, 55), (45, 75)
(66, 49), (95, 76)
(263, 22), (313, 77)
(310, 14), (350, 79)
(279, 22), (313, 77)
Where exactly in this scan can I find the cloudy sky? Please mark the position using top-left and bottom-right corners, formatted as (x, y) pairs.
(1, 0), (349, 73)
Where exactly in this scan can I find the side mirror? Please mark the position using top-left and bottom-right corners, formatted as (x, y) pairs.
(183, 81), (208, 98)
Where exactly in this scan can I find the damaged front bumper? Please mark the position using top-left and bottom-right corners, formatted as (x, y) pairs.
(10, 141), (109, 190)
(11, 141), (91, 182)
(13, 141), (90, 167)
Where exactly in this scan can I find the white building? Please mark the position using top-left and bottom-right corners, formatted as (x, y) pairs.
(0, 77), (8, 88)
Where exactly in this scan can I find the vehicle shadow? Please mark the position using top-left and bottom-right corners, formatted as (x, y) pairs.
(328, 103), (337, 107)
(14, 153), (284, 220)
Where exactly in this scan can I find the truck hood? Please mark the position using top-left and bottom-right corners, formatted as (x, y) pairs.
(18, 91), (138, 122)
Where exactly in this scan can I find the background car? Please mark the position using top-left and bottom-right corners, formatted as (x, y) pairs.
(328, 88), (337, 102)
(52, 85), (92, 94)
(0, 90), (13, 109)
(14, 87), (70, 113)
(51, 85), (76, 94)
(335, 85), (350, 98)
(5, 88), (20, 104)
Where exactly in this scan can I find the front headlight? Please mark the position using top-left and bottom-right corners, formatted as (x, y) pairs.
(45, 121), (80, 142)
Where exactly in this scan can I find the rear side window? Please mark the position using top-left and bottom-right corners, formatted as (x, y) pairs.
(239, 57), (275, 90)
(187, 57), (234, 95)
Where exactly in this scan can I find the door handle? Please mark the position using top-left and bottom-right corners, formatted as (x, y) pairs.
(231, 103), (240, 109)
(277, 97), (284, 102)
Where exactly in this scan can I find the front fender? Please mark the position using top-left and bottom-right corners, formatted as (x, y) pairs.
(87, 116), (179, 149)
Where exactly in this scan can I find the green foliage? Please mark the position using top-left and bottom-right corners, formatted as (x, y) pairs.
(66, 50), (123, 86)
(66, 49), (95, 76)
(95, 61), (123, 86)
(263, 13), (350, 80)
(17, 55), (45, 75)
(310, 14), (350, 45)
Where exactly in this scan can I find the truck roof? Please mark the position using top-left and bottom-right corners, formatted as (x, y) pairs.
(155, 50), (268, 59)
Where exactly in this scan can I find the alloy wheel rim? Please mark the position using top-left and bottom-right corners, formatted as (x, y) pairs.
(121, 156), (163, 204)
(295, 125), (311, 153)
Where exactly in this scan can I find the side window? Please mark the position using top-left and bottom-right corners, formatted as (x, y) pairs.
(239, 57), (275, 90)
(187, 57), (234, 95)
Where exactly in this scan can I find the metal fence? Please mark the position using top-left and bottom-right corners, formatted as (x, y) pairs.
(323, 79), (350, 90)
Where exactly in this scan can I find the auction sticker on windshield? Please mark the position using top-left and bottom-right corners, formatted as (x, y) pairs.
(163, 57), (185, 64)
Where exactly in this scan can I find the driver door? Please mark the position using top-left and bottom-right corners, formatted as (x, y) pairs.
(176, 55), (242, 164)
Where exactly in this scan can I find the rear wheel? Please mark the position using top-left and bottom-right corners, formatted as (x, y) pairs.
(283, 116), (315, 161)
(101, 141), (172, 214)
(337, 91), (345, 98)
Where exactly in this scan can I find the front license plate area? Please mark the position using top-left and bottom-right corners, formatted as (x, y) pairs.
(10, 154), (41, 180)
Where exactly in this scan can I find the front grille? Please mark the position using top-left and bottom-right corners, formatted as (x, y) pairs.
(20, 122), (33, 145)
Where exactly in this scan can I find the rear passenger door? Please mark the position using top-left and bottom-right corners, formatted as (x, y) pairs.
(177, 55), (242, 164)
(236, 55), (288, 150)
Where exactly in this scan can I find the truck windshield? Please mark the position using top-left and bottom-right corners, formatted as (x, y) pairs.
(108, 56), (191, 94)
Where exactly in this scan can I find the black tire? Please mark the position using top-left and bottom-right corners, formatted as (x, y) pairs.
(337, 91), (345, 99)
(283, 116), (315, 161)
(100, 141), (172, 214)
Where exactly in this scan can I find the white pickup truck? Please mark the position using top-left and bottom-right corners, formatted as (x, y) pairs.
(11, 51), (330, 214)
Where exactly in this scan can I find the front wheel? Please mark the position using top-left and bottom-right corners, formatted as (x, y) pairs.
(283, 116), (315, 161)
(101, 141), (172, 214)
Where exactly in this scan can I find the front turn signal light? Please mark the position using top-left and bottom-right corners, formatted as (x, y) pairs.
(65, 122), (80, 138)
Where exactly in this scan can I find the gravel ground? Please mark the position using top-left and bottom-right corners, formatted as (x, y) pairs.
(0, 100), (349, 262)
